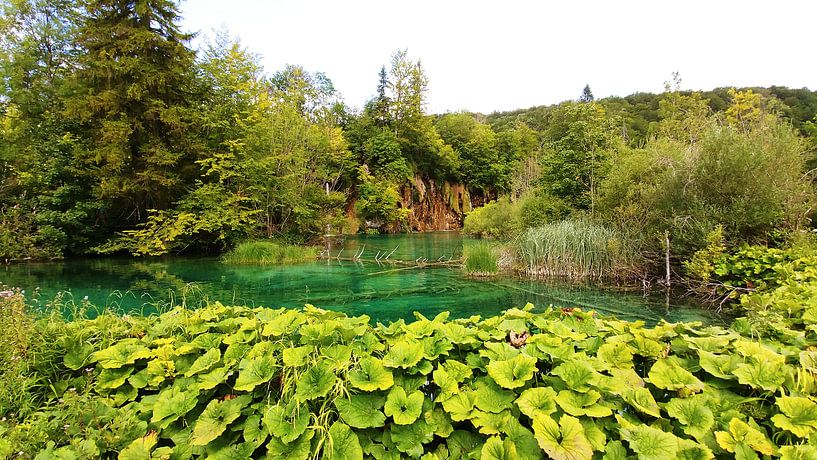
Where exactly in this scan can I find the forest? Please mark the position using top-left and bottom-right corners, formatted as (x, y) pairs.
(2, 0), (817, 283)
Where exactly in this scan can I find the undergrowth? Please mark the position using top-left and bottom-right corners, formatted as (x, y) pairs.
(2, 283), (817, 458)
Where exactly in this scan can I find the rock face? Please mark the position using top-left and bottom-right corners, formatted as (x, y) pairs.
(399, 175), (472, 232)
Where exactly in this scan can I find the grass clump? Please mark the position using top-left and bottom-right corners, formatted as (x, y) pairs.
(515, 219), (636, 280)
(463, 242), (499, 276)
(221, 240), (318, 265)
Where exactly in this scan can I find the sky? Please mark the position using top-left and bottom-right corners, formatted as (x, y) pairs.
(180, 0), (817, 114)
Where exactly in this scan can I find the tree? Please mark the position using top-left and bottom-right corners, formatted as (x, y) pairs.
(65, 0), (198, 225)
(0, 0), (91, 258)
(580, 84), (594, 103)
(540, 102), (620, 213)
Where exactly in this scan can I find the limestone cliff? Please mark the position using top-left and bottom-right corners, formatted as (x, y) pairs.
(399, 175), (472, 232)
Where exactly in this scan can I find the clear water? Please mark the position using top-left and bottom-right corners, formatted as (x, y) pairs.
(0, 232), (718, 324)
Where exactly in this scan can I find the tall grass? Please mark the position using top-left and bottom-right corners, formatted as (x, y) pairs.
(221, 240), (319, 265)
(515, 220), (636, 280)
(464, 242), (500, 276)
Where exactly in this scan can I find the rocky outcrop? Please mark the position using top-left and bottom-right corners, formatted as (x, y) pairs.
(399, 175), (471, 232)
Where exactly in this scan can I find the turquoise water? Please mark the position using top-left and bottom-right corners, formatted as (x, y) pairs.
(0, 233), (717, 324)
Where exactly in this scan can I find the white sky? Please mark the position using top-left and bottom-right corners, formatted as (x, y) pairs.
(180, 0), (817, 114)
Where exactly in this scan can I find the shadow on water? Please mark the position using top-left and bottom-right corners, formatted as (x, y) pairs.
(0, 232), (721, 324)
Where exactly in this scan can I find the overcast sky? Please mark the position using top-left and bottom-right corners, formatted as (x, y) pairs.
(180, 0), (817, 114)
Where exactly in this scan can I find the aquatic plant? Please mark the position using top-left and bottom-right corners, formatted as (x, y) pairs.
(221, 240), (319, 265)
(2, 289), (817, 457)
(463, 242), (499, 276)
(515, 220), (637, 280)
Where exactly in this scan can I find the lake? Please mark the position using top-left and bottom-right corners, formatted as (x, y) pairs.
(0, 232), (718, 324)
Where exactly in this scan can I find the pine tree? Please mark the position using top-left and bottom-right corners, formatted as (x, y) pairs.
(66, 0), (198, 224)
(580, 84), (595, 103)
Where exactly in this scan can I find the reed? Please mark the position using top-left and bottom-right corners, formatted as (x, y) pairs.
(463, 242), (500, 276)
(514, 220), (635, 280)
(221, 240), (319, 265)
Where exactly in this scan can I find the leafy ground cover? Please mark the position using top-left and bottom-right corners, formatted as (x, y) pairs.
(2, 287), (817, 459)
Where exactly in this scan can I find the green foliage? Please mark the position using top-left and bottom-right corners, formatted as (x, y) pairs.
(463, 242), (500, 276)
(463, 193), (569, 240)
(515, 220), (637, 279)
(598, 113), (814, 260)
(354, 165), (410, 229)
(221, 241), (318, 265)
(539, 101), (621, 212)
(5, 297), (817, 457)
(463, 198), (520, 239)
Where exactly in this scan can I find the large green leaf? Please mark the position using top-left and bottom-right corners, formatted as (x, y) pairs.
(384, 386), (424, 425)
(516, 387), (558, 420)
(383, 339), (425, 369)
(92, 339), (152, 369)
(780, 445), (817, 460)
(234, 355), (276, 392)
(480, 436), (517, 460)
(771, 396), (817, 438)
(283, 346), (313, 367)
(551, 359), (601, 393)
(697, 351), (741, 380)
(442, 390), (476, 421)
(666, 397), (714, 440)
(322, 422), (362, 460)
(348, 357), (393, 392)
(555, 390), (612, 418)
(487, 353), (538, 389)
(184, 348), (221, 377)
(714, 417), (777, 456)
(267, 430), (314, 460)
(64, 343), (96, 371)
(151, 386), (199, 428)
(261, 310), (305, 337)
(733, 359), (787, 392)
(295, 361), (337, 401)
(191, 395), (250, 446)
(465, 379), (512, 415)
(532, 414), (593, 460)
(648, 358), (704, 393)
(263, 403), (310, 444)
(433, 366), (460, 402)
(118, 431), (158, 460)
(390, 419), (435, 457)
(597, 341), (633, 369)
(622, 387), (660, 418)
(335, 394), (387, 429)
(619, 424), (679, 460)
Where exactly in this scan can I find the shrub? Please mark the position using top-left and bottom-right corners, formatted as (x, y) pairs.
(515, 220), (637, 279)
(221, 240), (318, 265)
(462, 197), (519, 239)
(4, 301), (817, 457)
(463, 242), (499, 276)
(598, 119), (814, 260)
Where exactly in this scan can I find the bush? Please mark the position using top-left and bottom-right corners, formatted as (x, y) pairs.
(463, 192), (568, 239)
(462, 197), (519, 239)
(463, 242), (499, 276)
(4, 301), (817, 457)
(598, 119), (814, 260)
(515, 220), (637, 280)
(221, 240), (318, 265)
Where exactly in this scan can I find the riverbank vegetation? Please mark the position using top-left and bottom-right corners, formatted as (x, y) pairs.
(221, 241), (319, 266)
(463, 242), (500, 276)
(2, 271), (817, 458)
